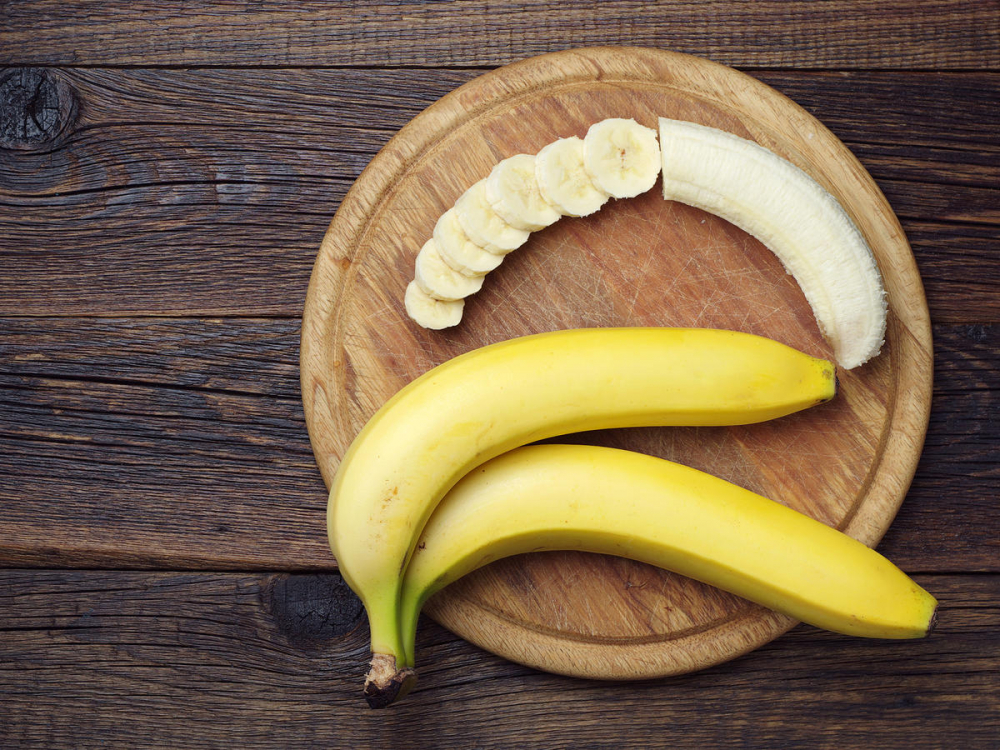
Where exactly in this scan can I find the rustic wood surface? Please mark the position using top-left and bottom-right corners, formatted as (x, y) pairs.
(1, 2), (997, 747)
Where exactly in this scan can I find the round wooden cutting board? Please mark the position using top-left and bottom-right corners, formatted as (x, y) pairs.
(300, 47), (932, 679)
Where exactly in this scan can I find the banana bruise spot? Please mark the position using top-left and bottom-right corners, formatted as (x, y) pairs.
(364, 654), (417, 709)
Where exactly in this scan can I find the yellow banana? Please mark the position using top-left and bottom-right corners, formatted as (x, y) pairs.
(399, 444), (936, 675)
(327, 327), (836, 706)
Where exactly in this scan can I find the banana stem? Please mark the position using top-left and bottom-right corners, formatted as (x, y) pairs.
(359, 587), (415, 708)
(363, 653), (417, 709)
(399, 589), (435, 669)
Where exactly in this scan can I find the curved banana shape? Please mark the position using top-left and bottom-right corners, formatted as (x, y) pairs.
(399, 444), (937, 673)
(658, 117), (887, 369)
(328, 327), (836, 706)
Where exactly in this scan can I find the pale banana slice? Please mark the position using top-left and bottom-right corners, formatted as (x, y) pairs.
(658, 117), (887, 369)
(404, 280), (464, 330)
(414, 238), (485, 302)
(583, 118), (661, 199)
(535, 136), (610, 217)
(433, 209), (505, 277)
(484, 153), (561, 232)
(455, 180), (530, 255)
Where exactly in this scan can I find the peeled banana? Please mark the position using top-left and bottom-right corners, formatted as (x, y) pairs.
(414, 238), (485, 301)
(485, 153), (561, 231)
(434, 209), (505, 277)
(455, 180), (530, 254)
(403, 280), (463, 330)
(399, 443), (937, 671)
(658, 117), (887, 369)
(535, 136), (610, 217)
(327, 327), (835, 706)
(402, 115), (888, 373)
(583, 117), (661, 199)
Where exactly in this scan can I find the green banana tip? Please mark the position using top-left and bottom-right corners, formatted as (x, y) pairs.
(363, 653), (417, 709)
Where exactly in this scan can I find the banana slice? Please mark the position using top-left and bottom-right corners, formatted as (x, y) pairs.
(433, 209), (505, 277)
(658, 117), (887, 369)
(414, 238), (485, 302)
(583, 118), (661, 199)
(404, 280), (463, 330)
(535, 136), (610, 217)
(455, 180), (530, 255)
(484, 154), (561, 232)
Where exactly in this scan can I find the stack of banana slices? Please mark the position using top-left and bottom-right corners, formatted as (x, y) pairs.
(405, 115), (889, 371)
(405, 118), (661, 330)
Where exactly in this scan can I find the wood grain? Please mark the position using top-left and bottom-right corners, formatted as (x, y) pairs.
(299, 48), (937, 678)
(1, 1), (997, 69)
(1, 320), (995, 572)
(1, 68), (995, 319)
(0, 570), (996, 748)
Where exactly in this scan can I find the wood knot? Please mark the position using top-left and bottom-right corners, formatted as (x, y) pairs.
(266, 573), (364, 648)
(0, 68), (76, 151)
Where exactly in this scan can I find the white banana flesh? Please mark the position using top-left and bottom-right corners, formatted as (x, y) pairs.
(485, 153), (562, 231)
(399, 444), (937, 668)
(583, 118), (661, 198)
(658, 117), (887, 369)
(403, 280), (463, 330)
(414, 238), (485, 302)
(403, 116), (886, 372)
(433, 209), (505, 277)
(535, 136), (610, 217)
(455, 180), (530, 255)
(403, 118), (663, 328)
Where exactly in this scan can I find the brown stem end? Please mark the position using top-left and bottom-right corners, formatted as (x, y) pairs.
(363, 653), (417, 709)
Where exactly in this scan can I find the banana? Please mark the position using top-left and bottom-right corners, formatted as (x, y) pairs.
(433, 208), (505, 277)
(403, 280), (464, 330)
(485, 153), (562, 231)
(583, 118), (661, 199)
(327, 327), (836, 706)
(414, 238), (485, 301)
(399, 444), (937, 674)
(535, 136), (610, 217)
(658, 117), (887, 369)
(455, 180), (530, 255)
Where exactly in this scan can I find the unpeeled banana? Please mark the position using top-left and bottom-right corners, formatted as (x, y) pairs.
(399, 443), (937, 671)
(327, 327), (835, 706)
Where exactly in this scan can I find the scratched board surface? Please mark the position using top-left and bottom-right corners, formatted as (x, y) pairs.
(300, 48), (932, 678)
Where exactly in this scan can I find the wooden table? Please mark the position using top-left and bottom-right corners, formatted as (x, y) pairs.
(1, 3), (997, 747)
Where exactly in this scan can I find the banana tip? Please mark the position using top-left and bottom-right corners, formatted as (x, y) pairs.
(925, 606), (939, 637)
(364, 653), (417, 708)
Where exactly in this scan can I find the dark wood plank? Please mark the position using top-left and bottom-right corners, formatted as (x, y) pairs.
(1, 68), (997, 319)
(0, 570), (995, 748)
(1, 1), (997, 69)
(881, 324), (1000, 572)
(1, 319), (996, 571)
